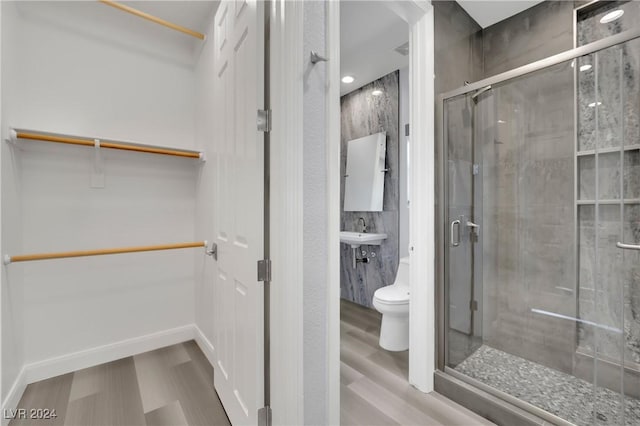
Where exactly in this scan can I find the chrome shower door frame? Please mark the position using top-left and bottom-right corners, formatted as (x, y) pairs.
(435, 25), (640, 425)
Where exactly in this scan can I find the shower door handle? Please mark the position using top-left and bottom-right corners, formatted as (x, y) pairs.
(450, 219), (461, 247)
(466, 220), (479, 240)
(617, 242), (640, 251)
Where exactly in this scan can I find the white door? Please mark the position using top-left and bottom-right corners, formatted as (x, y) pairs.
(213, 0), (265, 424)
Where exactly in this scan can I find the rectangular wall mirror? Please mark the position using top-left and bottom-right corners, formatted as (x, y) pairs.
(344, 132), (387, 211)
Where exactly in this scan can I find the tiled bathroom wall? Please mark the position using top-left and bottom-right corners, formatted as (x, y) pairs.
(340, 71), (399, 308)
(443, 0), (578, 374)
(479, 59), (577, 374)
(474, 0), (640, 385)
(575, 1), (640, 367)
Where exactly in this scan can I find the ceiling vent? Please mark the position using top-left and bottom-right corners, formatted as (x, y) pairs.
(394, 42), (409, 56)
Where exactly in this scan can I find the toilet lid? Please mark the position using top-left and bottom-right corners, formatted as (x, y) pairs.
(374, 285), (409, 304)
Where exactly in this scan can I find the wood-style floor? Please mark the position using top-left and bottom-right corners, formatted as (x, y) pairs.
(12, 305), (492, 426)
(340, 299), (494, 426)
(10, 341), (230, 426)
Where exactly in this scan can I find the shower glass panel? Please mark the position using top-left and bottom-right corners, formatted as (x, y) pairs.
(444, 37), (640, 425)
(445, 93), (483, 367)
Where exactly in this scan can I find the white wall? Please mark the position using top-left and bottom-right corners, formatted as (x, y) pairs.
(0, 143), (24, 411)
(1, 0), (27, 411)
(2, 0), (197, 377)
(399, 67), (410, 258)
(303, 1), (329, 424)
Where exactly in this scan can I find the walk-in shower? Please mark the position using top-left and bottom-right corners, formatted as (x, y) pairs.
(437, 3), (640, 425)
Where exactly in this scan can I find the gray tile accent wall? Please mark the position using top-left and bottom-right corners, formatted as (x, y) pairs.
(443, 0), (579, 375)
(482, 0), (575, 77)
(433, 0), (484, 347)
(433, 1), (483, 96)
(440, 0), (640, 421)
(340, 71), (399, 308)
(478, 59), (577, 375)
(442, 0), (640, 392)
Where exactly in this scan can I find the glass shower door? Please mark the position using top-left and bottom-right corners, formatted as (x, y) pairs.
(443, 43), (640, 424)
(445, 92), (484, 367)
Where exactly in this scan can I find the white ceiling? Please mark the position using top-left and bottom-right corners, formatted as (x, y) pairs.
(456, 0), (545, 28)
(340, 1), (409, 95)
(340, 0), (545, 95)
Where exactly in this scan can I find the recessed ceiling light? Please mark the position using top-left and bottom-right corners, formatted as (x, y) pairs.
(588, 101), (602, 108)
(342, 75), (355, 84)
(600, 9), (624, 24)
(580, 64), (593, 72)
(371, 89), (383, 96)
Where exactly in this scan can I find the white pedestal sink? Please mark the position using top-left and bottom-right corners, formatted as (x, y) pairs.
(339, 231), (388, 248)
(340, 231), (387, 268)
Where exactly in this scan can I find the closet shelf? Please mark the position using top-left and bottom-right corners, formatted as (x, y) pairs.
(577, 145), (640, 156)
(3, 241), (212, 265)
(8, 128), (205, 161)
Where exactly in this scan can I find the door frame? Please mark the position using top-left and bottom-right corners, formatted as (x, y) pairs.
(269, 0), (435, 423)
(326, 0), (437, 408)
(268, 0), (305, 425)
(404, 1), (435, 394)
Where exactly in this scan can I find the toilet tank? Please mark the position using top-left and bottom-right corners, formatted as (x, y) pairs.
(394, 256), (410, 287)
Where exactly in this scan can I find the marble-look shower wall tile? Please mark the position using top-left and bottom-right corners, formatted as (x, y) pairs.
(340, 72), (400, 308)
(577, 1), (640, 47)
(578, 156), (596, 200)
(598, 152), (621, 200)
(577, 61), (595, 152)
(577, 2), (640, 365)
(623, 205), (640, 362)
(577, 4), (640, 153)
(625, 151), (640, 199)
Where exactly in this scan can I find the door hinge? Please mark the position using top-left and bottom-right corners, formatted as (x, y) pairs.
(257, 109), (272, 132)
(472, 164), (479, 175)
(258, 406), (272, 426)
(470, 300), (478, 311)
(257, 259), (272, 282)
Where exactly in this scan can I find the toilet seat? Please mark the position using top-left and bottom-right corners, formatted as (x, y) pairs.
(374, 284), (409, 305)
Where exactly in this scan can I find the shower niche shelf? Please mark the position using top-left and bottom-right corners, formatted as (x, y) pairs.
(576, 144), (640, 156)
(577, 199), (640, 205)
(577, 148), (639, 203)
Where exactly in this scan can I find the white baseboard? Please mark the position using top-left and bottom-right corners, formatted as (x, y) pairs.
(1, 367), (27, 426)
(24, 324), (196, 385)
(1, 323), (217, 425)
(193, 325), (216, 367)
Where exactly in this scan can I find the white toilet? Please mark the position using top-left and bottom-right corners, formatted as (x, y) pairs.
(372, 256), (410, 351)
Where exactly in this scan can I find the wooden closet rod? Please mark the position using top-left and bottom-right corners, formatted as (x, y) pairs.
(12, 130), (204, 160)
(99, 0), (206, 40)
(3, 241), (207, 265)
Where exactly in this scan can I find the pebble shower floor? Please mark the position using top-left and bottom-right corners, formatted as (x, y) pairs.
(455, 345), (640, 425)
